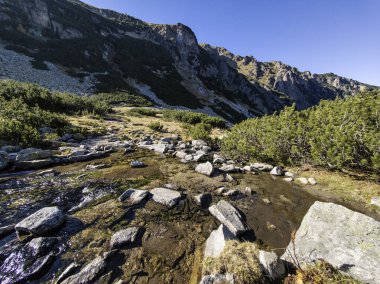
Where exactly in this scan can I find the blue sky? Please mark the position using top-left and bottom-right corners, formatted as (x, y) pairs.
(82, 0), (380, 86)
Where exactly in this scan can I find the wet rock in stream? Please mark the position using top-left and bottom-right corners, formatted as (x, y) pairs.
(209, 200), (248, 237)
(15, 207), (65, 238)
(0, 237), (62, 284)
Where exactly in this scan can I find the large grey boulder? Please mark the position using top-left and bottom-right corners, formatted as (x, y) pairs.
(118, 189), (149, 205)
(259, 250), (285, 280)
(0, 151), (9, 170)
(209, 200), (248, 236)
(150, 187), (182, 208)
(195, 162), (214, 177)
(110, 227), (141, 249)
(282, 201), (380, 284)
(15, 148), (52, 161)
(204, 225), (237, 258)
(15, 207), (64, 237)
(60, 254), (107, 284)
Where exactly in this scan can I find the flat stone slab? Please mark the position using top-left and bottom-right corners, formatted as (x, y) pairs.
(209, 200), (248, 236)
(251, 163), (273, 171)
(118, 189), (149, 205)
(204, 224), (237, 258)
(150, 188), (182, 208)
(110, 227), (141, 249)
(15, 207), (64, 237)
(282, 201), (380, 284)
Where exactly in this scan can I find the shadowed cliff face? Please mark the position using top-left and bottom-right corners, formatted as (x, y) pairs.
(0, 0), (377, 122)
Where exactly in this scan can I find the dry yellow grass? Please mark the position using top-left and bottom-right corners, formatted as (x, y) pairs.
(289, 166), (380, 212)
(203, 241), (262, 284)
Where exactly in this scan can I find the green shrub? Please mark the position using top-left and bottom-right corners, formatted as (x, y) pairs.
(0, 80), (112, 146)
(128, 108), (160, 117)
(93, 92), (153, 107)
(148, 122), (164, 132)
(0, 80), (111, 115)
(188, 123), (212, 142)
(163, 109), (226, 128)
(222, 91), (380, 171)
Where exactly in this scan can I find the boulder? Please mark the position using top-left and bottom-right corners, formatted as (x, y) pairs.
(296, 177), (308, 184)
(110, 227), (141, 249)
(195, 162), (214, 177)
(175, 151), (187, 159)
(242, 165), (253, 172)
(199, 273), (234, 284)
(150, 187), (182, 208)
(131, 160), (145, 168)
(209, 200), (248, 236)
(60, 255), (107, 284)
(284, 171), (295, 177)
(270, 166), (284, 176)
(194, 193), (212, 208)
(26, 237), (58, 256)
(307, 177), (317, 185)
(0, 151), (9, 170)
(251, 163), (273, 171)
(193, 152), (206, 162)
(192, 140), (208, 147)
(56, 263), (79, 284)
(15, 207), (65, 237)
(282, 202), (380, 284)
(213, 154), (225, 164)
(259, 250), (285, 280)
(151, 144), (168, 154)
(118, 189), (149, 205)
(204, 225), (237, 258)
(283, 177), (293, 182)
(15, 148), (52, 162)
(219, 164), (238, 173)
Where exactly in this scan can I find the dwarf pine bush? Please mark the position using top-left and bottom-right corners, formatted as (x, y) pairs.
(222, 91), (380, 171)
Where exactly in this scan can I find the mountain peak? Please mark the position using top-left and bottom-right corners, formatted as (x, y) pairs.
(0, 0), (377, 122)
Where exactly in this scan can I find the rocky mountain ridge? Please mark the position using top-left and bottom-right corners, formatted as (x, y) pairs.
(0, 0), (377, 121)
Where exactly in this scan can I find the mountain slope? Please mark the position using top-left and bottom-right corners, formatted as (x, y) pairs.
(0, 0), (377, 122)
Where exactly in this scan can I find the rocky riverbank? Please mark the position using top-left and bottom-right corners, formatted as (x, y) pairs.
(0, 109), (379, 284)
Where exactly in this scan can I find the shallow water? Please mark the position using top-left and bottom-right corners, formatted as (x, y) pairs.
(0, 149), (377, 283)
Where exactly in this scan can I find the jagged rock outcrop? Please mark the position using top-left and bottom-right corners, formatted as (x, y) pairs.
(0, 0), (377, 122)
